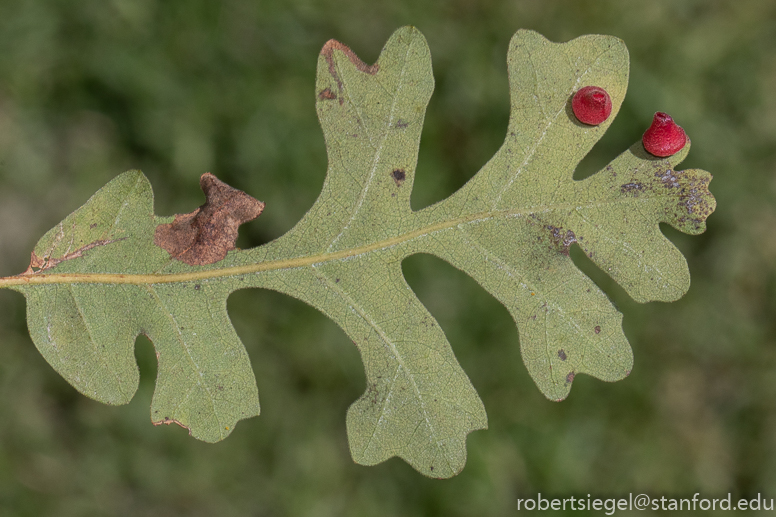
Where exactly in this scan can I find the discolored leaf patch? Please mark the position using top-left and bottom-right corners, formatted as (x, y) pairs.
(23, 238), (125, 274)
(320, 38), (379, 105)
(154, 173), (264, 265)
(318, 87), (337, 101)
(153, 416), (190, 432)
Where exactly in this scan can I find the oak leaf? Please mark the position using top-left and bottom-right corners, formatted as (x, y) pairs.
(2, 27), (715, 478)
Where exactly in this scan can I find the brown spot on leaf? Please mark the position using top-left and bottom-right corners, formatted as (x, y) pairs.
(566, 371), (576, 384)
(23, 238), (126, 274)
(23, 252), (45, 274)
(318, 88), (337, 101)
(594, 325), (601, 334)
(395, 119), (409, 129)
(391, 168), (406, 186)
(154, 173), (264, 266)
(558, 349), (567, 361)
(546, 225), (577, 255)
(320, 39), (378, 105)
(153, 416), (191, 433)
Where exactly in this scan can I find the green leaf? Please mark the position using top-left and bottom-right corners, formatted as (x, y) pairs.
(2, 27), (715, 478)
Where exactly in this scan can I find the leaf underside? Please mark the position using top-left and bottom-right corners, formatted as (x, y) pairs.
(9, 27), (715, 478)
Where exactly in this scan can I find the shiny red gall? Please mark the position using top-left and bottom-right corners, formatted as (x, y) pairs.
(642, 112), (687, 157)
(571, 86), (612, 125)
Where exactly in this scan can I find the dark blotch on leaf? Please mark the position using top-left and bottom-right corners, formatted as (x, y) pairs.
(391, 168), (406, 186)
(594, 325), (601, 334)
(154, 173), (265, 266)
(566, 371), (575, 384)
(558, 349), (567, 361)
(546, 225), (577, 255)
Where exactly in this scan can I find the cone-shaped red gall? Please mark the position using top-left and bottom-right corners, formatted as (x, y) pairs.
(571, 86), (612, 125)
(642, 112), (687, 157)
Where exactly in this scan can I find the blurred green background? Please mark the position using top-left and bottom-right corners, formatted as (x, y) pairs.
(0, 0), (775, 515)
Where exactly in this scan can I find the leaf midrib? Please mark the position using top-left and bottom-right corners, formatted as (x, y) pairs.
(0, 195), (666, 287)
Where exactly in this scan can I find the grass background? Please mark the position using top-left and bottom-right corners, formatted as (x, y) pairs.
(0, 0), (775, 515)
